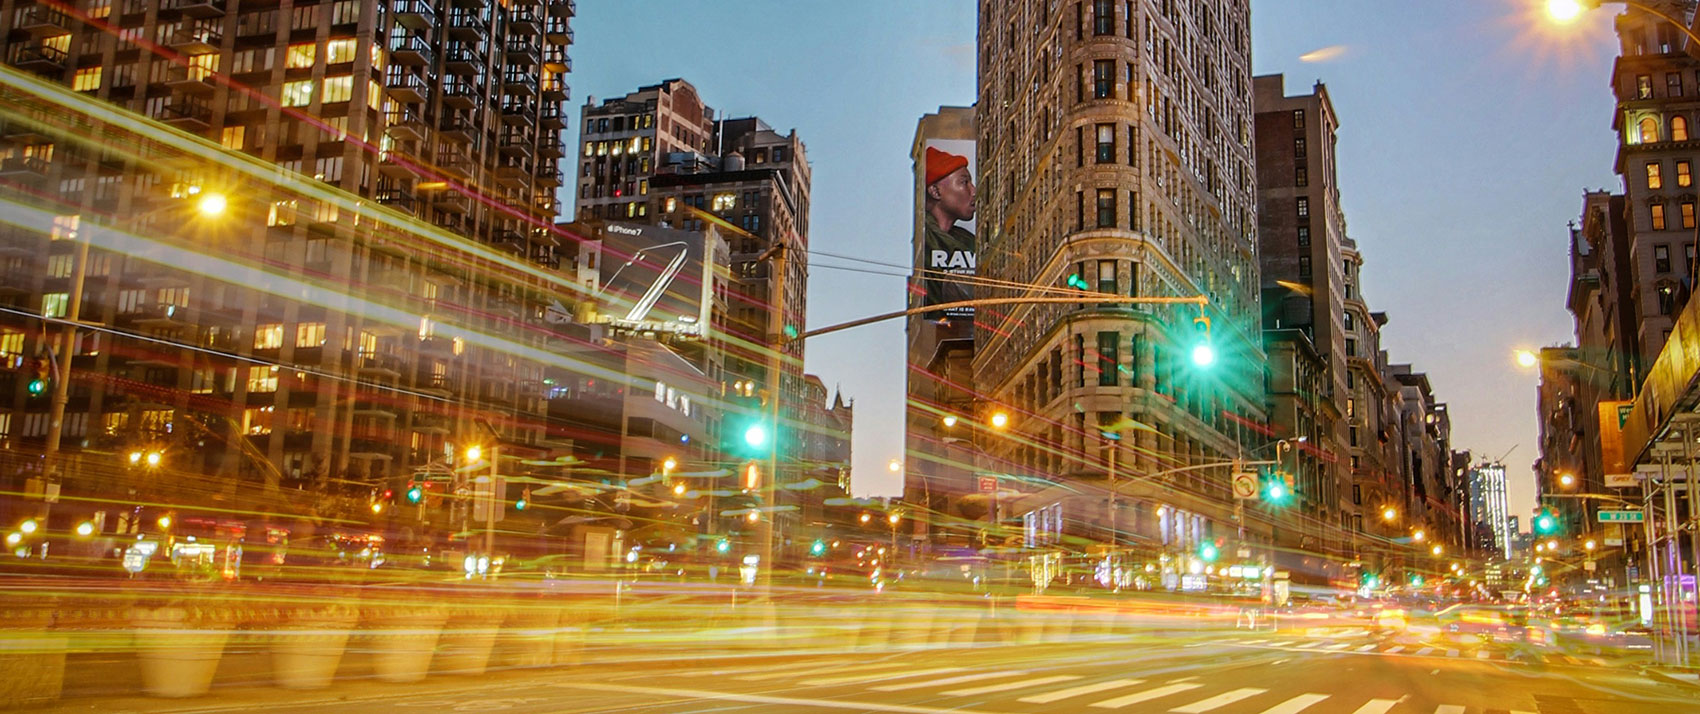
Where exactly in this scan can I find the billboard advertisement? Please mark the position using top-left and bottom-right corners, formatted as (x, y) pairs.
(594, 221), (713, 338)
(918, 138), (976, 321)
(1599, 399), (1635, 487)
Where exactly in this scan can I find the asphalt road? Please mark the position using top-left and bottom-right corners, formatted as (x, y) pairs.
(35, 628), (1696, 714)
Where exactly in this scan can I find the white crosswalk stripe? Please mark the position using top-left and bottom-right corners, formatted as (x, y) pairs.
(1168, 687), (1269, 713)
(801, 666), (965, 686)
(1090, 683), (1206, 709)
(1321, 643), (1351, 650)
(942, 674), (1081, 697)
(1384, 646), (1405, 653)
(1354, 644), (1377, 652)
(1475, 650), (1491, 659)
(1241, 639), (1268, 644)
(1445, 649), (1460, 657)
(1415, 647), (1434, 656)
(736, 661), (899, 681)
(1434, 706), (1466, 714)
(1018, 678), (1145, 704)
(1292, 641), (1323, 649)
(870, 670), (1027, 692)
(1256, 693), (1330, 714)
(1350, 700), (1400, 714)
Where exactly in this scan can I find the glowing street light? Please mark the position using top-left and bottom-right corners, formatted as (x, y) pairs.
(989, 411), (1010, 430)
(1585, 539), (1598, 551)
(1559, 473), (1576, 488)
(887, 458), (902, 473)
(465, 445), (482, 462)
(1382, 507), (1398, 522)
(1515, 349), (1540, 368)
(1190, 343), (1217, 367)
(18, 519), (37, 535)
(1412, 529), (1426, 542)
(859, 512), (872, 524)
(3, 532), (18, 546)
(887, 513), (901, 525)
(1431, 545), (1444, 556)
(662, 456), (678, 473)
(75, 521), (94, 537)
(128, 451), (143, 465)
(746, 510), (760, 523)
(1546, 0), (1587, 23)
(673, 483), (686, 496)
(1546, 539), (1559, 550)
(196, 192), (228, 217)
(156, 515), (172, 530)
(144, 451), (162, 467)
(941, 415), (959, 428)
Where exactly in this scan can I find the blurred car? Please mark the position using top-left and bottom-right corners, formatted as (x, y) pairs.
(1555, 617), (1655, 656)
(1438, 605), (1527, 643)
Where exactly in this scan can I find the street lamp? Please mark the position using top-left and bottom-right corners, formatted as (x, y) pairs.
(887, 458), (902, 473)
(464, 445), (482, 462)
(941, 415), (958, 428)
(1413, 529), (1426, 542)
(1585, 538), (1598, 551)
(1545, 0), (1700, 48)
(1559, 473), (1576, 488)
(144, 451), (162, 468)
(18, 519), (38, 535)
(989, 411), (1010, 430)
(1382, 507), (1398, 522)
(1431, 544), (1444, 556)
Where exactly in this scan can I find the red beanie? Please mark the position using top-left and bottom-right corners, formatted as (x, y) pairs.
(925, 147), (969, 186)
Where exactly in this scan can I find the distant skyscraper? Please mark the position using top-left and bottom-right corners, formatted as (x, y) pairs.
(1469, 463), (1512, 560)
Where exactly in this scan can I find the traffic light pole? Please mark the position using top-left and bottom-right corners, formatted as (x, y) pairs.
(756, 242), (788, 594)
(40, 213), (92, 490)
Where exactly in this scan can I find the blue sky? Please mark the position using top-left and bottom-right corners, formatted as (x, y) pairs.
(569, 1), (1625, 522)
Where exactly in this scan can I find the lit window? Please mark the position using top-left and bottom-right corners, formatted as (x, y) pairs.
(664, 197), (677, 212)
(41, 293), (68, 318)
(254, 324), (284, 349)
(1676, 116), (1691, 141)
(247, 366), (279, 393)
(1648, 162), (1664, 189)
(1684, 202), (1696, 230)
(1653, 203), (1668, 231)
(1680, 161), (1693, 187)
(243, 407), (274, 435)
(221, 126), (245, 150)
(325, 38), (357, 64)
(281, 79), (314, 107)
(268, 200), (298, 226)
(73, 66), (102, 91)
(286, 42), (316, 69)
(712, 193), (737, 211)
(1640, 116), (1660, 143)
(295, 322), (326, 348)
(321, 75), (352, 103)
(50, 214), (78, 241)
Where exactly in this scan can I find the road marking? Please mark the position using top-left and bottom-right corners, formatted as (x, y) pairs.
(1292, 641), (1322, 649)
(1433, 706), (1466, 714)
(1255, 693), (1330, 714)
(1445, 649), (1460, 658)
(1384, 646), (1405, 653)
(1322, 643), (1351, 650)
(1168, 688), (1269, 713)
(737, 661), (902, 681)
(1018, 678), (1146, 704)
(1171, 676), (1200, 682)
(551, 681), (1004, 714)
(1241, 639), (1268, 644)
(1415, 647), (1434, 656)
(802, 666), (965, 686)
(1354, 644), (1377, 652)
(942, 675), (1081, 697)
(1350, 700), (1400, 714)
(1090, 683), (1206, 709)
(1475, 650), (1491, 660)
(871, 670), (1028, 692)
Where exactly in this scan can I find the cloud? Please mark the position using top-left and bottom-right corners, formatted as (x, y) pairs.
(1299, 45), (1351, 63)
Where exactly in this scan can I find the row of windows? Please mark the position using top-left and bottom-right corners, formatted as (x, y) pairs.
(1644, 159), (1693, 189)
(1647, 200), (1697, 231)
(585, 113), (655, 134)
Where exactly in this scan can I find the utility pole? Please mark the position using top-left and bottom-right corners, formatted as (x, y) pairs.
(756, 240), (787, 592)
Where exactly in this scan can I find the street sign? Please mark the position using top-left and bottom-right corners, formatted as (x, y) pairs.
(1597, 510), (1645, 523)
(1231, 472), (1258, 500)
(1605, 472), (1638, 488)
(977, 476), (997, 493)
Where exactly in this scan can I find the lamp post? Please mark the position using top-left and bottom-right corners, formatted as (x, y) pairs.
(42, 194), (227, 488)
(1546, 0), (1700, 48)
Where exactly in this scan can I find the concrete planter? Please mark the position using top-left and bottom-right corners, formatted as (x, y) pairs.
(364, 609), (446, 683)
(129, 607), (233, 698)
(271, 608), (357, 690)
(502, 608), (559, 668)
(436, 609), (505, 675)
(0, 630), (67, 708)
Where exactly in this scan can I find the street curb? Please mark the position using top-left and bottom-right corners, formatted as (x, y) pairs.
(1639, 666), (1700, 688)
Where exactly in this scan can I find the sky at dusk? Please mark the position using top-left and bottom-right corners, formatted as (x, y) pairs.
(569, 1), (1628, 524)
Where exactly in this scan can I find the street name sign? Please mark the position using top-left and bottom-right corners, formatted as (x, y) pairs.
(1597, 510), (1645, 523)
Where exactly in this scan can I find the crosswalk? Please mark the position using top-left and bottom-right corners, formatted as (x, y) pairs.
(722, 659), (1540, 712)
(1220, 634), (1609, 666)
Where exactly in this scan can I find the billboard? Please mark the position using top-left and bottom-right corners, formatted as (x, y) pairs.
(594, 221), (713, 338)
(1599, 399), (1634, 487)
(918, 138), (977, 321)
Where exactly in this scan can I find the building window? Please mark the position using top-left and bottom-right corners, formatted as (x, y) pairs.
(1096, 188), (1116, 227)
(1098, 259), (1117, 295)
(1298, 255), (1312, 278)
(321, 74), (353, 103)
(1096, 123), (1115, 163)
(1293, 109), (1305, 130)
(1680, 161), (1693, 187)
(1658, 282), (1678, 315)
(254, 323), (284, 350)
(1677, 116), (1691, 142)
(1345, 337), (1356, 357)
(1649, 162), (1664, 189)
(243, 407), (273, 436)
(1297, 226), (1310, 246)
(1074, 334), (1086, 387)
(1671, 72), (1685, 97)
(41, 293), (68, 318)
(1093, 0), (1114, 35)
(1093, 59), (1114, 99)
(73, 66), (102, 91)
(1295, 165), (1308, 187)
(247, 366), (279, 393)
(295, 322), (326, 348)
(1352, 484), (1361, 505)
(1653, 203), (1668, 230)
(281, 79), (314, 107)
(1641, 116), (1660, 143)
(1689, 243), (1697, 277)
(326, 37), (357, 64)
(1638, 74), (1654, 99)
(1685, 202), (1696, 230)
(286, 42), (316, 69)
(1296, 197), (1309, 218)
(1097, 331), (1119, 386)
(1294, 137), (1306, 157)
(1344, 312), (1355, 331)
(1656, 244), (1671, 273)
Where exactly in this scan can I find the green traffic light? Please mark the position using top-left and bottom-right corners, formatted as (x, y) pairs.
(27, 379), (46, 395)
(515, 498), (528, 511)
(1198, 542), (1219, 562)
(1534, 511), (1558, 535)
(715, 538), (731, 554)
(810, 539), (826, 556)
(744, 423), (769, 449)
(1066, 273), (1089, 290)
(1190, 343), (1216, 367)
(405, 485), (423, 504)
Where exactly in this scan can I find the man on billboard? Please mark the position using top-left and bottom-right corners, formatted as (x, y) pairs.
(924, 146), (975, 320)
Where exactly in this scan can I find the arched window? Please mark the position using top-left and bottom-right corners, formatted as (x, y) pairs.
(1642, 116), (1662, 143)
(1675, 116), (1690, 141)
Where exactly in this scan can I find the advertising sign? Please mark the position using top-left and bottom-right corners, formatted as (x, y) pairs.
(594, 221), (713, 338)
(1599, 399), (1634, 484)
(917, 138), (977, 321)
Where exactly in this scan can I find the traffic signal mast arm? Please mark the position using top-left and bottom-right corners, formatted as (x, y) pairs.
(788, 294), (1209, 342)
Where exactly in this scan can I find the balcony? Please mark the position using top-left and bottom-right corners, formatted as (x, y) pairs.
(389, 33), (433, 67)
(162, 0), (225, 18)
(436, 154), (476, 180)
(353, 395), (400, 418)
(501, 100), (537, 126)
(385, 106), (428, 142)
(535, 165), (562, 187)
(158, 97), (212, 131)
(544, 18), (572, 46)
(432, 213), (466, 235)
(129, 303), (192, 329)
(347, 438), (395, 461)
(163, 65), (217, 94)
(435, 191), (471, 214)
(378, 148), (419, 179)
(505, 39), (539, 66)
(509, 7), (541, 34)
(547, 0), (576, 19)
(384, 67), (429, 104)
(446, 9), (488, 43)
(443, 42), (484, 76)
(495, 159), (529, 188)
(391, 0), (435, 30)
(375, 187), (418, 216)
(438, 113), (478, 143)
(167, 21), (221, 52)
(538, 132), (564, 158)
(442, 79), (479, 109)
(541, 77), (568, 101)
(532, 248), (560, 270)
(15, 5), (72, 38)
(492, 229), (528, 254)
(417, 373), (455, 395)
(8, 43), (66, 74)
(539, 104), (565, 129)
(502, 72), (539, 97)
(419, 335), (456, 356)
(499, 129), (534, 157)
(356, 351), (403, 376)
(411, 412), (451, 434)
(0, 155), (49, 180)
